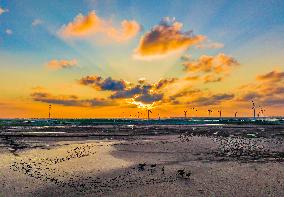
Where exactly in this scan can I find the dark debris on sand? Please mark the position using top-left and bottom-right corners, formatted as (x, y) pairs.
(1, 124), (284, 196)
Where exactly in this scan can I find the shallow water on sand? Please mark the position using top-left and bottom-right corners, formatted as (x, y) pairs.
(1, 117), (284, 128)
(0, 124), (283, 196)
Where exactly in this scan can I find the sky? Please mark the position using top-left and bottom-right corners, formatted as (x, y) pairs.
(0, 0), (284, 118)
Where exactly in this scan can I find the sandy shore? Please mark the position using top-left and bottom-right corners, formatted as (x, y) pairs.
(0, 140), (132, 196)
(0, 125), (284, 196)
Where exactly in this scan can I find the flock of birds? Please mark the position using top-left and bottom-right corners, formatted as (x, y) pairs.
(178, 129), (284, 162)
(9, 142), (192, 195)
(213, 137), (284, 162)
(4, 124), (284, 195)
(10, 144), (98, 190)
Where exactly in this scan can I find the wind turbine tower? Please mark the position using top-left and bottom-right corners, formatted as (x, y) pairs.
(218, 110), (222, 118)
(252, 101), (256, 118)
(208, 109), (212, 117)
(48, 104), (52, 119)
(147, 110), (152, 120)
(184, 110), (187, 118)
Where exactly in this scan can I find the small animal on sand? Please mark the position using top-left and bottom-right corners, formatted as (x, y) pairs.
(185, 171), (191, 178)
(138, 163), (146, 171)
(161, 166), (165, 174)
(177, 169), (185, 177)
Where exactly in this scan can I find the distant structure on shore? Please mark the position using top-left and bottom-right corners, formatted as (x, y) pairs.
(261, 108), (265, 117)
(184, 110), (187, 118)
(43, 99), (270, 119)
(208, 109), (212, 117)
(48, 104), (52, 119)
(147, 110), (152, 120)
(218, 110), (222, 118)
(252, 101), (256, 118)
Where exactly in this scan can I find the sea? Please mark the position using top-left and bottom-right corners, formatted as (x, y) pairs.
(1, 117), (284, 127)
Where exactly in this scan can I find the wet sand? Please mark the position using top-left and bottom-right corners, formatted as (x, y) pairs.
(0, 125), (284, 196)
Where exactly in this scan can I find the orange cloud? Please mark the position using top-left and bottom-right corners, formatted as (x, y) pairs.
(237, 70), (284, 106)
(166, 85), (235, 107)
(190, 93), (234, 106)
(78, 75), (178, 109)
(46, 59), (78, 70)
(155, 78), (177, 89)
(134, 17), (205, 60)
(183, 53), (238, 73)
(256, 70), (284, 82)
(169, 88), (202, 101)
(183, 53), (239, 83)
(31, 91), (112, 107)
(79, 75), (128, 91)
(203, 75), (223, 83)
(58, 10), (140, 42)
(185, 76), (200, 81)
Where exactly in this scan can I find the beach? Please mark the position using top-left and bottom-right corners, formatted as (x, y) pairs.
(2, 1), (284, 196)
(0, 124), (284, 196)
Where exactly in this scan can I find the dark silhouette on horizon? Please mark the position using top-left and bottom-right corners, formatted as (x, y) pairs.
(184, 110), (187, 118)
(218, 110), (222, 118)
(208, 109), (212, 117)
(147, 110), (152, 120)
(261, 108), (265, 117)
(48, 104), (52, 119)
(252, 101), (256, 118)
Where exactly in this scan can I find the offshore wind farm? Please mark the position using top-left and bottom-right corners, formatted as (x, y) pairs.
(1, 107), (284, 196)
(1, 0), (284, 197)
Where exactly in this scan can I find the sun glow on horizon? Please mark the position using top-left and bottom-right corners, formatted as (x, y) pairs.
(0, 1), (284, 118)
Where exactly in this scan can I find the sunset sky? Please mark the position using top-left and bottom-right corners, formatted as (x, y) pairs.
(0, 0), (284, 118)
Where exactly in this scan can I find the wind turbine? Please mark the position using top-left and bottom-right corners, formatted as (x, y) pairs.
(184, 110), (187, 118)
(218, 110), (222, 118)
(261, 108), (265, 117)
(48, 104), (52, 119)
(252, 101), (256, 118)
(258, 106), (266, 117)
(208, 109), (212, 117)
(147, 109), (152, 120)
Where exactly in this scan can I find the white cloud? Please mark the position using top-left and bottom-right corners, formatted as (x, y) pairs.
(5, 29), (13, 35)
(32, 19), (43, 26)
(196, 40), (224, 49)
(0, 7), (8, 15)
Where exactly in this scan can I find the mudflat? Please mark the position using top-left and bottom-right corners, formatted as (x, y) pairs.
(0, 124), (283, 196)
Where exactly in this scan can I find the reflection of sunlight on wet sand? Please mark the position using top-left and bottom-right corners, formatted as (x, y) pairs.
(50, 141), (132, 174)
(0, 140), (132, 195)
